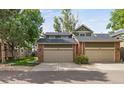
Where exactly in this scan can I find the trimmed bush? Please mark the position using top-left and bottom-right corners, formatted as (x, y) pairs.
(75, 54), (89, 64)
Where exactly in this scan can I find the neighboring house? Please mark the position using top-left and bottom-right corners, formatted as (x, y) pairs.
(37, 24), (121, 63)
(0, 40), (30, 62)
(111, 30), (124, 61)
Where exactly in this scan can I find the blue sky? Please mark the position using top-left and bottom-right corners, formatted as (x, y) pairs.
(41, 9), (113, 33)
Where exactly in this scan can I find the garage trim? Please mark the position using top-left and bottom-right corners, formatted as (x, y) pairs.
(44, 45), (74, 62)
(38, 44), (77, 63)
(81, 42), (116, 62)
(85, 48), (115, 62)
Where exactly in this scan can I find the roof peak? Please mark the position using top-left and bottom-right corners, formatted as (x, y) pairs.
(75, 24), (94, 32)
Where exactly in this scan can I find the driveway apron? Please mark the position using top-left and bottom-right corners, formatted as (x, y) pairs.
(31, 63), (97, 71)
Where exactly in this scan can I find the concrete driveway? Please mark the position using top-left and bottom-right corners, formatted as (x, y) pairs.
(31, 63), (97, 71)
(94, 63), (124, 70)
(0, 62), (124, 83)
(31, 62), (124, 71)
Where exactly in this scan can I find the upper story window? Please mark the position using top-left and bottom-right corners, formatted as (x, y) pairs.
(55, 36), (61, 38)
(46, 36), (49, 38)
(63, 36), (70, 38)
(46, 35), (55, 39)
(80, 33), (85, 36)
(86, 33), (91, 36)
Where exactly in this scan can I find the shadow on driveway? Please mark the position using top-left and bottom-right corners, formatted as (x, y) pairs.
(0, 70), (109, 83)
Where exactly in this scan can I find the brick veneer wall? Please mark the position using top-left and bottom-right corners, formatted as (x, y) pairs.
(82, 42), (85, 55)
(78, 42), (85, 55)
(73, 44), (77, 61)
(115, 42), (120, 62)
(37, 42), (120, 63)
(37, 44), (44, 62)
(79, 42), (83, 54)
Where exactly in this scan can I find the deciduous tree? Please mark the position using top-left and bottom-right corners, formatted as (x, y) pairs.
(60, 9), (78, 32)
(0, 9), (44, 60)
(107, 9), (124, 32)
(53, 16), (61, 32)
(53, 9), (78, 32)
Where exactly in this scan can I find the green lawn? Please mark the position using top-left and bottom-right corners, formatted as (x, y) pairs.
(6, 57), (39, 66)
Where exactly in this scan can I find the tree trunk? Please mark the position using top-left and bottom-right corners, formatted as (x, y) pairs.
(5, 45), (8, 60)
(1, 41), (5, 63)
(9, 42), (16, 59)
(11, 46), (15, 59)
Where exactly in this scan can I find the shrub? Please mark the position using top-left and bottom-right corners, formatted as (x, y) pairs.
(6, 57), (38, 66)
(75, 54), (89, 64)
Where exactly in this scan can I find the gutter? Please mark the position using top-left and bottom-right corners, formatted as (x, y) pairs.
(111, 29), (124, 37)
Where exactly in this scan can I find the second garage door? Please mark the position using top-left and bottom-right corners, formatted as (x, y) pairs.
(44, 45), (73, 62)
(85, 42), (115, 62)
(85, 48), (115, 62)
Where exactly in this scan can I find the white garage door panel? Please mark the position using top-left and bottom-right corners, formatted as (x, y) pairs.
(86, 48), (114, 62)
(44, 48), (73, 62)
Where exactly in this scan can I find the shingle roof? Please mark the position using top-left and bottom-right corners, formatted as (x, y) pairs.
(37, 38), (76, 44)
(111, 29), (124, 37)
(76, 34), (120, 42)
(44, 32), (72, 36)
(37, 33), (120, 44)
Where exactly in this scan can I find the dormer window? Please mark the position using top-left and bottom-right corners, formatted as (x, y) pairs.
(74, 24), (93, 37)
(80, 34), (85, 36)
(86, 33), (91, 36)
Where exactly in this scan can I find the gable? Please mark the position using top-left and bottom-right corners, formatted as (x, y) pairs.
(75, 24), (93, 33)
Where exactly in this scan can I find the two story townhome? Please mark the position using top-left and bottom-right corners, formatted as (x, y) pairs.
(37, 24), (121, 63)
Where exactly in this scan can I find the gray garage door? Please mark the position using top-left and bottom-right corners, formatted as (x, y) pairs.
(44, 45), (73, 62)
(85, 48), (115, 62)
